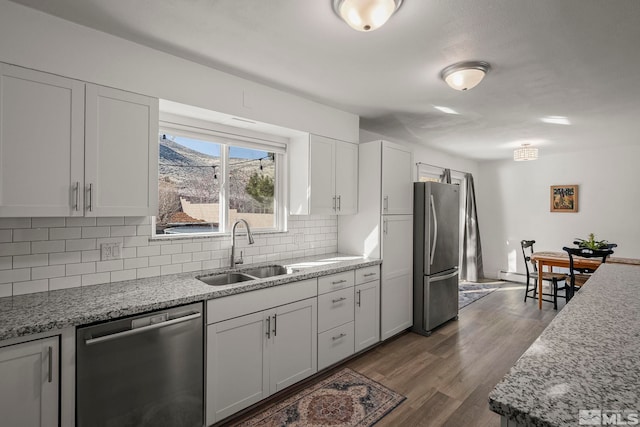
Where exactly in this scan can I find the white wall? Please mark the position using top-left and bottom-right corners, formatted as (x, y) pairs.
(0, 0), (358, 142)
(477, 145), (640, 279)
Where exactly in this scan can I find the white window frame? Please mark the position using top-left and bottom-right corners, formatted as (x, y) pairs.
(153, 117), (288, 239)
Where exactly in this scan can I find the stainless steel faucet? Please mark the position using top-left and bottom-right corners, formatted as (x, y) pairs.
(230, 219), (255, 268)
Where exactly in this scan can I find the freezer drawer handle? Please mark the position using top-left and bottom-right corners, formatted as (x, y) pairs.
(332, 297), (347, 304)
(85, 312), (201, 345)
(332, 333), (347, 341)
(430, 270), (458, 282)
(331, 279), (347, 285)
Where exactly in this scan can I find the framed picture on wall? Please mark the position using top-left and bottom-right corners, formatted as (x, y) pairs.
(550, 185), (578, 212)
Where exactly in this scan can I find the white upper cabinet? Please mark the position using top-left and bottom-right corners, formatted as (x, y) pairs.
(381, 141), (413, 214)
(0, 63), (85, 217)
(85, 84), (158, 216)
(0, 62), (158, 217)
(290, 134), (357, 215)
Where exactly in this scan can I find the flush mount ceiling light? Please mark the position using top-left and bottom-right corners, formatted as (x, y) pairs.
(513, 144), (539, 161)
(332, 0), (403, 32)
(440, 61), (491, 91)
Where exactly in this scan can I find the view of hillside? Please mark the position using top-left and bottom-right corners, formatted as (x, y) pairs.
(158, 136), (275, 232)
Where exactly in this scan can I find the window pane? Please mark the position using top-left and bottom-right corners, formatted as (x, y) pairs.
(228, 146), (276, 230)
(157, 134), (221, 235)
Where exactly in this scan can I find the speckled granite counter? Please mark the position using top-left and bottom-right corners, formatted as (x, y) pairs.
(489, 263), (640, 426)
(0, 253), (380, 342)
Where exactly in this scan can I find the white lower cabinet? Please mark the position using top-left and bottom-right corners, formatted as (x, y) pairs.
(318, 322), (355, 370)
(355, 279), (380, 352)
(207, 296), (317, 425)
(0, 336), (59, 427)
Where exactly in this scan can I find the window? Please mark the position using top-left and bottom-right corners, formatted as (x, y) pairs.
(155, 126), (285, 237)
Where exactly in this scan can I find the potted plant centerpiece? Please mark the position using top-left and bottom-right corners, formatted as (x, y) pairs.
(574, 233), (613, 250)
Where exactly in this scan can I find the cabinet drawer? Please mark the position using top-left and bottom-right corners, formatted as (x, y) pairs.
(318, 322), (354, 370)
(318, 271), (354, 295)
(318, 288), (354, 333)
(355, 265), (380, 285)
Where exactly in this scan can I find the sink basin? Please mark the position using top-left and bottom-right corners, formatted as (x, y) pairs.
(197, 272), (255, 286)
(239, 265), (290, 279)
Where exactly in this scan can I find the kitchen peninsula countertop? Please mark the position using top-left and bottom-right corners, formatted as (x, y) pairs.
(0, 253), (380, 342)
(489, 263), (640, 426)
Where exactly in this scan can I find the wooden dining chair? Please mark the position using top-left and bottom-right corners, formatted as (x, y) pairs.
(562, 246), (614, 300)
(521, 240), (567, 309)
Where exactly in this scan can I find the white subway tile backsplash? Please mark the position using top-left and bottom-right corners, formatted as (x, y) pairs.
(50, 227), (81, 240)
(82, 272), (110, 286)
(0, 214), (338, 296)
(50, 275), (81, 291)
(31, 240), (66, 254)
(13, 228), (48, 242)
(32, 265), (65, 280)
(0, 218), (31, 229)
(13, 279), (48, 295)
(66, 262), (96, 276)
(32, 217), (66, 228)
(97, 217), (125, 226)
(66, 239), (96, 252)
(50, 252), (81, 265)
(66, 217), (96, 227)
(13, 254), (48, 269)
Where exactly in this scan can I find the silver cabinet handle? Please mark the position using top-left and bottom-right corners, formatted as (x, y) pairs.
(356, 290), (361, 307)
(85, 312), (201, 345)
(87, 183), (93, 212)
(73, 182), (79, 211)
(332, 196), (336, 211)
(363, 272), (376, 277)
(47, 346), (53, 383)
(332, 333), (346, 341)
(273, 314), (277, 337)
(332, 297), (347, 304)
(384, 195), (389, 212)
(266, 316), (271, 339)
(331, 279), (347, 285)
(383, 218), (388, 235)
(337, 195), (341, 211)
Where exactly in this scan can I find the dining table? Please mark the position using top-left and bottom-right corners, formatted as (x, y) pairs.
(530, 251), (640, 309)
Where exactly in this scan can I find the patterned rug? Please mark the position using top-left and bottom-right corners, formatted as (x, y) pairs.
(459, 281), (503, 309)
(232, 368), (405, 427)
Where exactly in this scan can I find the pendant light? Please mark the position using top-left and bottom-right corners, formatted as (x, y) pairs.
(332, 0), (403, 32)
(441, 61), (491, 91)
(513, 144), (539, 161)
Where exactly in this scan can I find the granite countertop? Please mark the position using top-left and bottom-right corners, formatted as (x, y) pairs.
(489, 263), (640, 426)
(0, 253), (381, 342)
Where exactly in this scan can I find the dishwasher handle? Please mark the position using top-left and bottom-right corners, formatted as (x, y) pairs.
(85, 312), (201, 345)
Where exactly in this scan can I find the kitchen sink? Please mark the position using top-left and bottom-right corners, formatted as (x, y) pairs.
(197, 272), (255, 286)
(239, 265), (291, 279)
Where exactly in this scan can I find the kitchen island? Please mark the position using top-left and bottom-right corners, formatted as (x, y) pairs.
(489, 263), (640, 426)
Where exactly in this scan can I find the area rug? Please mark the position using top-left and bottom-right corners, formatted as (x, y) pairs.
(459, 281), (503, 309)
(232, 368), (405, 427)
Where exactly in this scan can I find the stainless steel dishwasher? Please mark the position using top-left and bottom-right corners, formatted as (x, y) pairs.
(76, 302), (204, 427)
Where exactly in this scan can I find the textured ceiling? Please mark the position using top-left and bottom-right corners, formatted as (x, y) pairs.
(10, 0), (640, 160)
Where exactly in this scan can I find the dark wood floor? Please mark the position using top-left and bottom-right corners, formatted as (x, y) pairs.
(225, 282), (563, 427)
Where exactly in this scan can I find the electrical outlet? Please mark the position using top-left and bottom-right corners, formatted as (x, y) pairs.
(101, 242), (122, 261)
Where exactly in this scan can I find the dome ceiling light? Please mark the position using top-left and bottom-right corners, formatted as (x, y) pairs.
(332, 0), (404, 32)
(440, 61), (491, 91)
(513, 144), (539, 161)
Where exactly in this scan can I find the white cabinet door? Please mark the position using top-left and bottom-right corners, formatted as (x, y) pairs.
(0, 63), (84, 217)
(85, 84), (159, 216)
(335, 140), (358, 215)
(206, 311), (269, 425)
(270, 298), (317, 393)
(381, 142), (413, 215)
(0, 336), (59, 427)
(309, 134), (335, 214)
(381, 215), (414, 340)
(355, 279), (380, 352)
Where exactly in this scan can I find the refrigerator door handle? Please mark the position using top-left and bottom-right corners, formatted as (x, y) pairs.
(430, 194), (438, 265)
(430, 269), (458, 283)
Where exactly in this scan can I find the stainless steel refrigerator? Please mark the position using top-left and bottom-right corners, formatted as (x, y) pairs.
(412, 181), (460, 336)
